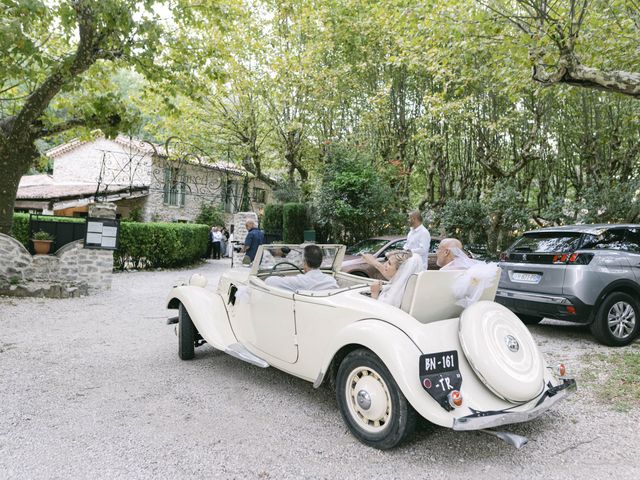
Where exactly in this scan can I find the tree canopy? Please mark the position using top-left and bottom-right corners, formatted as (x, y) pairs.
(2, 0), (638, 253)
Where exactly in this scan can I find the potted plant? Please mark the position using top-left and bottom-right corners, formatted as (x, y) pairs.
(32, 230), (55, 255)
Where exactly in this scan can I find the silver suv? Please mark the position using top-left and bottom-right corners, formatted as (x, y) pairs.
(495, 224), (640, 346)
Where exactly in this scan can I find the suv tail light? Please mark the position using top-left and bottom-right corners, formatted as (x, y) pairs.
(552, 252), (594, 265)
(568, 253), (594, 265)
(552, 253), (570, 264)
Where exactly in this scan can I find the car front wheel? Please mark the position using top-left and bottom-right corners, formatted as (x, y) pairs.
(336, 349), (417, 449)
(591, 292), (640, 346)
(178, 303), (196, 360)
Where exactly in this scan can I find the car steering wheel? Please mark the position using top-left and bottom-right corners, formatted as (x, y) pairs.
(266, 261), (304, 277)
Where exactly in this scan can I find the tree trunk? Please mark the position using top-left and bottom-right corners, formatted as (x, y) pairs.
(0, 140), (36, 235)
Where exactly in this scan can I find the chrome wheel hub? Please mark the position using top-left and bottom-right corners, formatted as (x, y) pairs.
(607, 301), (636, 339)
(346, 367), (391, 433)
(356, 389), (372, 410)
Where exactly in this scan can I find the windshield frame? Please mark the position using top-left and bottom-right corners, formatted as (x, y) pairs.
(250, 244), (346, 276)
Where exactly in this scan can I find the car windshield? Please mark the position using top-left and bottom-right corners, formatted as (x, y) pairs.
(256, 245), (340, 273)
(510, 232), (583, 253)
(346, 239), (388, 255)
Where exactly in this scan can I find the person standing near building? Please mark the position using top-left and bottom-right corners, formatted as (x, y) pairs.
(211, 227), (223, 260)
(206, 226), (215, 259)
(221, 226), (230, 257)
(240, 219), (265, 264)
(404, 210), (431, 269)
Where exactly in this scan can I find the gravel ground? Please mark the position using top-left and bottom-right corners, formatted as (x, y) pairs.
(1, 259), (639, 480)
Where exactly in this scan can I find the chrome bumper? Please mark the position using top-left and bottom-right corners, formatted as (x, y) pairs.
(452, 379), (577, 431)
(495, 288), (572, 305)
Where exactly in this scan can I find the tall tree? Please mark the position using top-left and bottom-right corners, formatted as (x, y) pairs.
(480, 0), (640, 97)
(0, 0), (232, 235)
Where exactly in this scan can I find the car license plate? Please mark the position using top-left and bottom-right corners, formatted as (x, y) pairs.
(419, 350), (462, 411)
(512, 272), (542, 284)
(419, 350), (459, 375)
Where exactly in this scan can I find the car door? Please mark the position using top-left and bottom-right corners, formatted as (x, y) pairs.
(248, 278), (298, 363)
(624, 227), (640, 282)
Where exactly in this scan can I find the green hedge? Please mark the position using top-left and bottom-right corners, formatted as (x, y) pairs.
(12, 213), (30, 247)
(114, 222), (209, 270)
(10, 214), (208, 270)
(262, 204), (284, 234)
(283, 203), (307, 243)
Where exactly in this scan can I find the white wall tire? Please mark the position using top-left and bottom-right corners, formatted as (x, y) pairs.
(336, 349), (417, 449)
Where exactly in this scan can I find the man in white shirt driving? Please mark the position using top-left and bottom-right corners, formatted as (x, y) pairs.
(265, 244), (338, 292)
(404, 210), (431, 269)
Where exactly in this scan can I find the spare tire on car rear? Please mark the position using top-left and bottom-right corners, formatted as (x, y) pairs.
(458, 301), (545, 403)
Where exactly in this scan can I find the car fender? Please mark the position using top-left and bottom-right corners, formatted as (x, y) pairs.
(316, 318), (454, 428)
(595, 279), (640, 306)
(167, 286), (237, 350)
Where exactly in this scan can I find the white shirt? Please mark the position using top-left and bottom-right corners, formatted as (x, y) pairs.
(212, 231), (223, 242)
(405, 224), (430, 268)
(265, 269), (338, 292)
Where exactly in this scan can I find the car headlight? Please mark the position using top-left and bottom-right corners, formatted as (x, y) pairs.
(189, 274), (207, 288)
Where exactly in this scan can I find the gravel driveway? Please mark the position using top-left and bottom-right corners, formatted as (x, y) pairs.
(1, 260), (639, 479)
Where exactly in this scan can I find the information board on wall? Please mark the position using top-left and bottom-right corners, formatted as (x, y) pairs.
(84, 218), (120, 250)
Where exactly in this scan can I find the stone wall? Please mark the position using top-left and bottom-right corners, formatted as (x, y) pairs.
(141, 161), (272, 225)
(0, 234), (113, 298)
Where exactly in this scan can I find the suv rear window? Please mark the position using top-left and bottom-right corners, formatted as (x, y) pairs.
(509, 233), (583, 253)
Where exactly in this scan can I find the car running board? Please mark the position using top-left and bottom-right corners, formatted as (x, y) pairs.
(478, 429), (528, 449)
(224, 343), (270, 368)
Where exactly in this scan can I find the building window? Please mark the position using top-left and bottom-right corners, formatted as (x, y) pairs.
(163, 167), (186, 207)
(223, 180), (236, 213)
(252, 187), (266, 203)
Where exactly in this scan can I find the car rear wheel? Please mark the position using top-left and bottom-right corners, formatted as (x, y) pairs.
(591, 292), (639, 347)
(178, 303), (196, 360)
(518, 314), (544, 325)
(336, 349), (417, 449)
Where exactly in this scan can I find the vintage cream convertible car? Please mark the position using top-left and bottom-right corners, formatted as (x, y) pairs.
(167, 244), (576, 449)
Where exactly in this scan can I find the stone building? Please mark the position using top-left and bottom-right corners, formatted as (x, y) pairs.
(15, 135), (273, 224)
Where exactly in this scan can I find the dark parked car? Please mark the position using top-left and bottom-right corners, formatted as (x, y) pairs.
(341, 236), (443, 278)
(495, 224), (640, 346)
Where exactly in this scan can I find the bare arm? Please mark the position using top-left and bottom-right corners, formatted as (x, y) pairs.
(362, 254), (394, 281)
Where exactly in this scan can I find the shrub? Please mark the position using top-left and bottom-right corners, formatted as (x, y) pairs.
(12, 213), (30, 247)
(33, 230), (55, 241)
(195, 203), (225, 227)
(315, 145), (397, 244)
(262, 204), (284, 234)
(114, 222), (209, 270)
(282, 203), (307, 243)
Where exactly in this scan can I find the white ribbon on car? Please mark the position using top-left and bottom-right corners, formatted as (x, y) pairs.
(449, 248), (500, 308)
